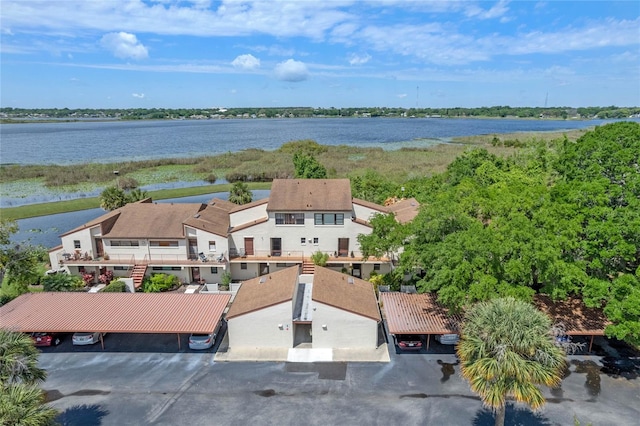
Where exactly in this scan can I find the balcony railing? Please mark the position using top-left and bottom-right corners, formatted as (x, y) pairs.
(57, 251), (227, 266)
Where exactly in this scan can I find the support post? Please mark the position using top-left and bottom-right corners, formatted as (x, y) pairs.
(588, 335), (594, 353)
(100, 333), (105, 350)
(426, 334), (431, 351)
(177, 333), (181, 350)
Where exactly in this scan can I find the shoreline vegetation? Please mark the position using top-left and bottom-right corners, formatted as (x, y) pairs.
(2, 105), (639, 122)
(0, 129), (589, 220)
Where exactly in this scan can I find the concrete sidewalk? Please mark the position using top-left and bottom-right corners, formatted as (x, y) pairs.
(213, 333), (391, 363)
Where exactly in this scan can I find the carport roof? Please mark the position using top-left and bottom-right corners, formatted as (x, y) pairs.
(380, 292), (462, 335)
(0, 292), (230, 334)
(534, 295), (610, 336)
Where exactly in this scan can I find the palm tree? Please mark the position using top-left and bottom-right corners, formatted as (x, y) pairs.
(228, 181), (252, 205)
(0, 329), (47, 385)
(0, 329), (57, 425)
(456, 297), (566, 426)
(99, 186), (128, 211)
(0, 383), (58, 426)
(127, 188), (149, 203)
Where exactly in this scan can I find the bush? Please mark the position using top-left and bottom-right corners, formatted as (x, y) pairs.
(42, 273), (84, 292)
(100, 279), (127, 292)
(143, 273), (179, 293)
(310, 251), (329, 266)
(98, 270), (114, 285)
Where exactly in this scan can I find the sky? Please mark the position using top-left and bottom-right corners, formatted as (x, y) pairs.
(1, 0), (639, 109)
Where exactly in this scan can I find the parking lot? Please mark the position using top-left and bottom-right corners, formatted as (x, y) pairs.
(38, 328), (639, 426)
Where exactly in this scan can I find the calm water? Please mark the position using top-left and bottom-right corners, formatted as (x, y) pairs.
(0, 117), (622, 165)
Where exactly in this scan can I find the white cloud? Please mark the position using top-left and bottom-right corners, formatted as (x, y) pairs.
(132, 93), (145, 98)
(231, 54), (260, 70)
(100, 32), (148, 60)
(397, 93), (407, 98)
(348, 53), (371, 66)
(274, 59), (309, 82)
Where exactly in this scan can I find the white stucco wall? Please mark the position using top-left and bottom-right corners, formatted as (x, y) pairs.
(352, 203), (384, 222)
(227, 301), (293, 348)
(312, 302), (379, 349)
(60, 227), (96, 258)
(229, 211), (373, 258)
(229, 203), (268, 228)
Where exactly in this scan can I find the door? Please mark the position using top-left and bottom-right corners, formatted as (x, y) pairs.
(191, 267), (201, 283)
(338, 238), (349, 257)
(94, 239), (104, 258)
(244, 238), (254, 256)
(270, 238), (282, 256)
(188, 239), (198, 260)
(259, 263), (269, 276)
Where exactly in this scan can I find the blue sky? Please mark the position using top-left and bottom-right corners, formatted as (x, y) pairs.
(1, 1), (639, 108)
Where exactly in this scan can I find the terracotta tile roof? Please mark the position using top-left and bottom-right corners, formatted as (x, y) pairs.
(386, 197), (420, 224)
(312, 267), (381, 322)
(0, 292), (230, 334)
(380, 292), (462, 335)
(104, 202), (203, 239)
(534, 295), (610, 335)
(226, 266), (299, 319)
(267, 179), (352, 212)
(184, 199), (234, 237)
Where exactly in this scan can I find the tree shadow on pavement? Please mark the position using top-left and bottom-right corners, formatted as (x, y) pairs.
(472, 404), (553, 426)
(55, 404), (109, 426)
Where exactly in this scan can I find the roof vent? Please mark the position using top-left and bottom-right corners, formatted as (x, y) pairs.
(347, 277), (354, 285)
(194, 214), (200, 218)
(259, 277), (266, 284)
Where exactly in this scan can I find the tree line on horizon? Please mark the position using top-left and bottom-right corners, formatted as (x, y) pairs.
(2, 105), (639, 120)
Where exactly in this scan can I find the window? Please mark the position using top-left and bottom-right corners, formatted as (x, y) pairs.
(114, 266), (127, 271)
(374, 263), (381, 271)
(110, 240), (139, 247)
(300, 237), (306, 245)
(74, 240), (81, 249)
(240, 263), (247, 270)
(276, 263), (287, 267)
(313, 237), (319, 245)
(150, 241), (179, 247)
(151, 266), (181, 271)
(314, 213), (344, 225)
(208, 241), (216, 251)
(210, 267), (219, 274)
(275, 213), (304, 225)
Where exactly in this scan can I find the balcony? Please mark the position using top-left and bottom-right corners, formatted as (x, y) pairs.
(56, 252), (228, 267)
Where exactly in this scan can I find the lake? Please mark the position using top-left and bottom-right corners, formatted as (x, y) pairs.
(0, 117), (622, 166)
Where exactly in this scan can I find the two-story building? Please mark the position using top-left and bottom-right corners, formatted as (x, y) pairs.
(49, 179), (419, 288)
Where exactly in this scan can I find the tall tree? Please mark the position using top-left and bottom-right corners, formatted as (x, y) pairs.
(99, 186), (129, 211)
(457, 298), (566, 426)
(293, 152), (327, 179)
(228, 181), (253, 205)
(0, 330), (57, 426)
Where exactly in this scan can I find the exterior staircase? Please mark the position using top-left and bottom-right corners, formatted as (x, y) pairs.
(301, 261), (315, 275)
(130, 264), (148, 289)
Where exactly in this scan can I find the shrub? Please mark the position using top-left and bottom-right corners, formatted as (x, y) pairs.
(42, 273), (84, 292)
(221, 271), (232, 286)
(310, 251), (329, 266)
(98, 270), (114, 285)
(81, 272), (95, 286)
(100, 279), (127, 292)
(143, 273), (179, 293)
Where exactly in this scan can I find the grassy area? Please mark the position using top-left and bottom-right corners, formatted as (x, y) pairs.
(0, 182), (272, 220)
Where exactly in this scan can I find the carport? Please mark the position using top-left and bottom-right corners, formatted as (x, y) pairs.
(0, 292), (231, 350)
(534, 295), (611, 352)
(380, 292), (463, 350)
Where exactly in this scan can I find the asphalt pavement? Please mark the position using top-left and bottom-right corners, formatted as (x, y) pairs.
(37, 332), (639, 426)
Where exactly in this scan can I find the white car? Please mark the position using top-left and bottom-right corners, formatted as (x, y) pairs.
(435, 334), (459, 345)
(189, 321), (223, 350)
(72, 332), (104, 345)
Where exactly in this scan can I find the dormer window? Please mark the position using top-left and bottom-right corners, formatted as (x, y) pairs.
(275, 213), (304, 225)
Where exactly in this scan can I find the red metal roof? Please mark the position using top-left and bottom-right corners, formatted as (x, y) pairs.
(380, 292), (462, 335)
(0, 292), (230, 334)
(534, 295), (609, 336)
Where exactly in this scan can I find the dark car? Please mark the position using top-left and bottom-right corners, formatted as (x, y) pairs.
(394, 334), (423, 351)
(31, 332), (62, 347)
